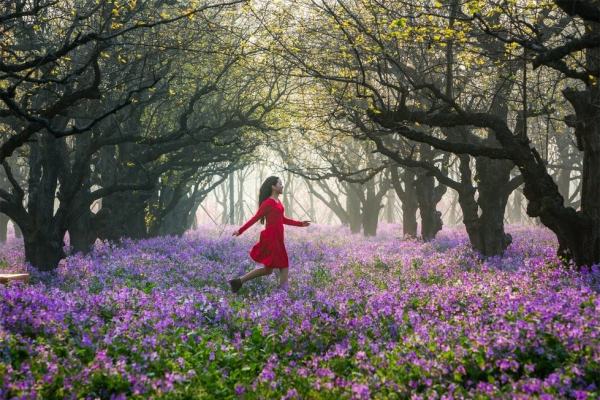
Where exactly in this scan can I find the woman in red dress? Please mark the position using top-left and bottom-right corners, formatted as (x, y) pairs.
(229, 176), (310, 293)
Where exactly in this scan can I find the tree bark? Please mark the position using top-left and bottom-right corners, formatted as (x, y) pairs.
(95, 192), (149, 241)
(228, 172), (235, 225)
(217, 183), (229, 225)
(416, 173), (444, 241)
(554, 22), (600, 265)
(471, 156), (513, 256)
(402, 198), (418, 237)
(362, 201), (380, 236)
(94, 144), (152, 241)
(385, 189), (395, 223)
(23, 228), (65, 271)
(156, 199), (196, 236)
(415, 146), (446, 241)
(68, 211), (97, 254)
(236, 170), (244, 225)
(0, 213), (8, 243)
(391, 166), (418, 237)
(357, 174), (389, 236)
(308, 181), (316, 222)
(66, 140), (97, 254)
(346, 183), (362, 233)
(20, 132), (68, 270)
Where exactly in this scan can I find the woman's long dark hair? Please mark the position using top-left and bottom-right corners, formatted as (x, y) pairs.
(258, 176), (279, 224)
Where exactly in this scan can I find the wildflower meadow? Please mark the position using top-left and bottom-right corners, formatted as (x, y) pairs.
(1, 225), (598, 399)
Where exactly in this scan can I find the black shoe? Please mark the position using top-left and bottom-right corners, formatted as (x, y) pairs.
(229, 278), (242, 293)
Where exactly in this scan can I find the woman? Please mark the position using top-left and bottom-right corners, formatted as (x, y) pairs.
(229, 176), (310, 293)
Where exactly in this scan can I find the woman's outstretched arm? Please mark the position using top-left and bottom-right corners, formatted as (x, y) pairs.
(235, 200), (272, 235)
(283, 215), (311, 227)
(282, 215), (304, 226)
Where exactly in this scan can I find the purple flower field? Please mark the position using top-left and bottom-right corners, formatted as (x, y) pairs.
(1, 225), (599, 399)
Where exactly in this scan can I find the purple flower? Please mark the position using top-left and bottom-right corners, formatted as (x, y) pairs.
(1, 225), (597, 399)
(234, 384), (245, 395)
(283, 388), (299, 399)
(351, 383), (370, 400)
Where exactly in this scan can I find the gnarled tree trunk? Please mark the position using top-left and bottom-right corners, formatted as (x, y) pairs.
(391, 166), (418, 237)
(416, 173), (444, 241)
(557, 23), (600, 265)
(95, 191), (150, 241)
(23, 227), (65, 271)
(68, 209), (97, 254)
(458, 155), (513, 257)
(0, 213), (8, 243)
(346, 183), (362, 233)
(415, 146), (446, 241)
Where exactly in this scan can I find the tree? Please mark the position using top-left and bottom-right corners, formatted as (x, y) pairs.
(366, 0), (600, 265)
(257, 0), (599, 265)
(0, 0), (282, 270)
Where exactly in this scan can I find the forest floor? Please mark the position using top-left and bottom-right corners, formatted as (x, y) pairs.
(1, 224), (599, 399)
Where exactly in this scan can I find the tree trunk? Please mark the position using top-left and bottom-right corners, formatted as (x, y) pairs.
(362, 179), (376, 236)
(228, 173), (235, 225)
(346, 183), (362, 233)
(96, 192), (149, 241)
(157, 211), (189, 236)
(362, 202), (380, 236)
(308, 182), (316, 222)
(66, 153), (97, 254)
(402, 200), (418, 237)
(20, 132), (68, 270)
(218, 184), (229, 225)
(402, 169), (419, 237)
(94, 143), (155, 241)
(68, 211), (98, 253)
(0, 213), (8, 243)
(282, 171), (293, 216)
(456, 155), (513, 257)
(22, 223), (65, 271)
(391, 166), (419, 237)
(576, 140), (600, 264)
(576, 24), (600, 261)
(156, 195), (199, 237)
(236, 170), (243, 225)
(554, 21), (600, 266)
(474, 157), (513, 256)
(414, 145), (446, 241)
(385, 190), (395, 223)
(358, 176), (388, 237)
(452, 64), (515, 256)
(416, 173), (443, 241)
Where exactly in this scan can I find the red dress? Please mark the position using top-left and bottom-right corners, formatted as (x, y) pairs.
(237, 197), (303, 269)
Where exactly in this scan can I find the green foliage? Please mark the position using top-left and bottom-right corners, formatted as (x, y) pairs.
(311, 263), (333, 286)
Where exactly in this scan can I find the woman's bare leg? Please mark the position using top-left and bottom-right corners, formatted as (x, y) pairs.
(239, 266), (274, 284)
(277, 268), (289, 289)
